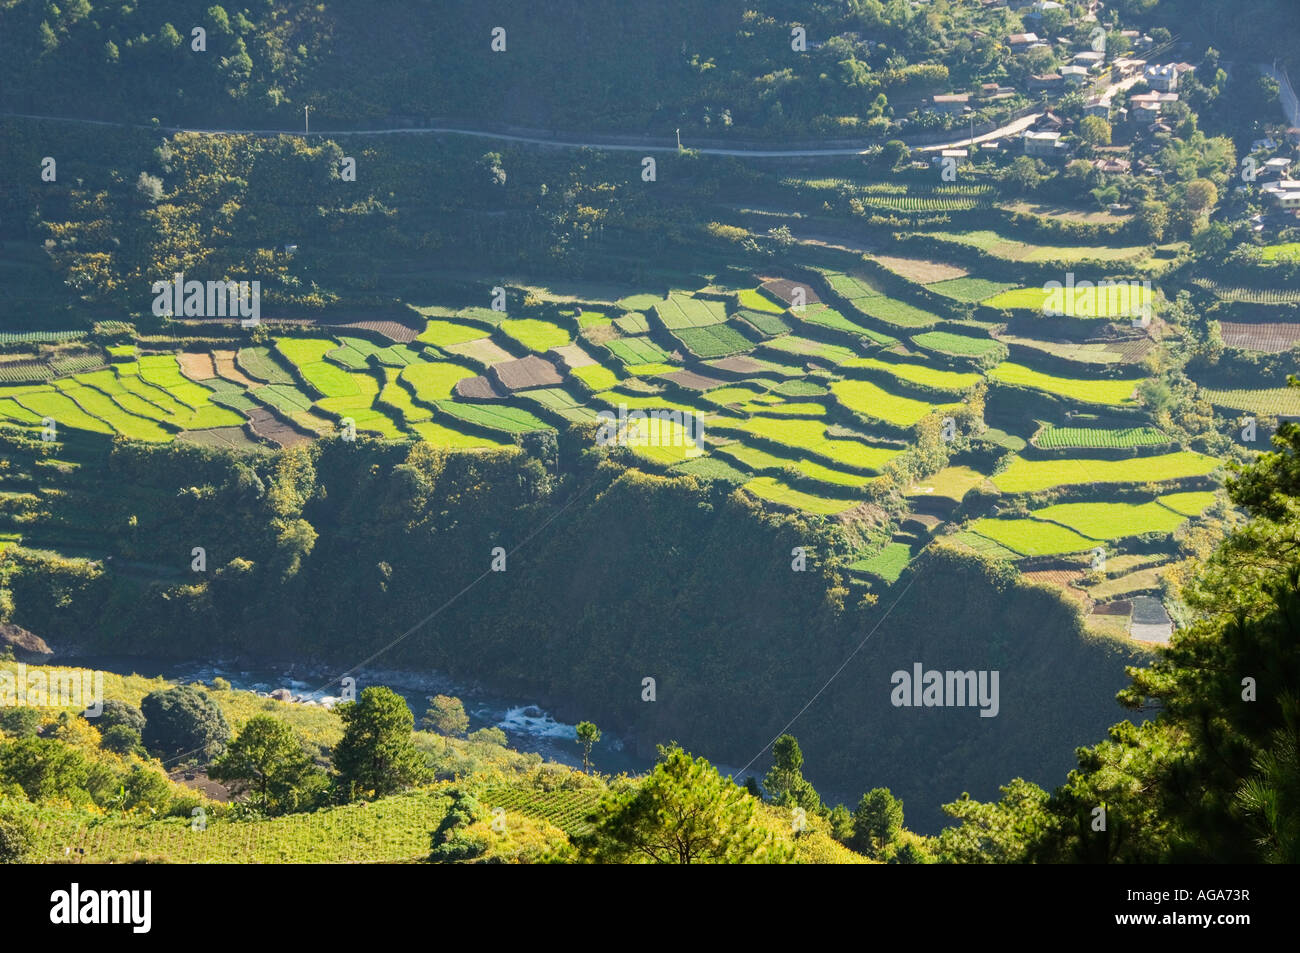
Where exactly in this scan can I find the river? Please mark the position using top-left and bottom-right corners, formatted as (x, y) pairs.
(73, 656), (655, 778)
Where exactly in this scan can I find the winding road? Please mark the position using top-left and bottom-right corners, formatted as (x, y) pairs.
(2, 108), (1042, 158)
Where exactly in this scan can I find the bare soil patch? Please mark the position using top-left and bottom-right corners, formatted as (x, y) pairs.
(177, 351), (216, 381)
(873, 255), (968, 284)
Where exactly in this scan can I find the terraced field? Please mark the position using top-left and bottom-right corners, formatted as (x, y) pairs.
(989, 363), (1141, 406)
(1033, 424), (1170, 449)
(0, 214), (1238, 625)
(992, 451), (1220, 494)
(1198, 386), (1300, 417)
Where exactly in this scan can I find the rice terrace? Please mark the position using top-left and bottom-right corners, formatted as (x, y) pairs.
(0, 0), (1297, 885)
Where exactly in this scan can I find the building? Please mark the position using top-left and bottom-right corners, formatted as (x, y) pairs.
(1084, 97), (1112, 118)
(1093, 157), (1131, 174)
(1032, 111), (1066, 132)
(979, 83), (1016, 101)
(1129, 91), (1174, 122)
(1007, 32), (1040, 51)
(1263, 157), (1294, 178)
(1025, 0), (1064, 20)
(1114, 57), (1147, 77)
(1028, 73), (1064, 94)
(1262, 179), (1300, 210)
(1144, 63), (1179, 92)
(931, 93), (971, 114)
(1023, 130), (1064, 156)
(1062, 65), (1090, 86)
(1072, 50), (1106, 69)
(1131, 100), (1160, 123)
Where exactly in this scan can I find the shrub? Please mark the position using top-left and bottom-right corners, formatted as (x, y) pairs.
(141, 685), (231, 764)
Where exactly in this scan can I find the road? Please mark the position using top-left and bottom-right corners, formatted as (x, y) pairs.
(0, 69), (1155, 159)
(1261, 62), (1299, 127)
(0, 109), (1045, 159)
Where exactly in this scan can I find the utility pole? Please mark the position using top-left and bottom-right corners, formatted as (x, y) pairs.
(304, 105), (310, 136)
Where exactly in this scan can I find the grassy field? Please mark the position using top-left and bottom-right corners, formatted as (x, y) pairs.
(1261, 242), (1300, 261)
(237, 346), (295, 384)
(743, 476), (860, 515)
(736, 288), (786, 314)
(918, 229), (1148, 264)
(830, 378), (938, 427)
(671, 324), (753, 358)
(1198, 386), (1300, 416)
(968, 517), (1096, 556)
(763, 335), (859, 365)
(400, 362), (478, 403)
(927, 277), (1015, 302)
(1031, 499), (1189, 539)
(652, 293), (728, 329)
(1033, 424), (1169, 449)
(712, 416), (901, 472)
(819, 269), (886, 300)
(499, 318), (571, 352)
(911, 330), (1002, 358)
(842, 356), (982, 394)
(734, 309), (791, 337)
(418, 320), (491, 347)
(989, 363), (1141, 406)
(605, 337), (671, 366)
(984, 284), (1153, 317)
(993, 451), (1220, 494)
(848, 296), (943, 329)
(850, 541), (913, 581)
(436, 400), (550, 433)
(1157, 490), (1218, 516)
(910, 465), (987, 503)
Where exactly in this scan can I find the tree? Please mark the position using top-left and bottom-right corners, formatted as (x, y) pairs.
(880, 139), (910, 169)
(852, 787), (905, 857)
(422, 695), (469, 736)
(575, 721), (600, 774)
(0, 737), (89, 803)
(940, 415), (1300, 863)
(95, 699), (145, 735)
(478, 152), (507, 188)
(936, 779), (1053, 863)
(1136, 200), (1169, 242)
(1191, 221), (1232, 257)
(157, 23), (183, 50)
(136, 172), (164, 204)
(1001, 156), (1043, 193)
(140, 686), (230, 763)
(1079, 116), (1112, 147)
(576, 745), (793, 863)
(1137, 379), (1173, 413)
(333, 687), (428, 800)
(101, 724), (145, 757)
(0, 708), (40, 739)
(763, 733), (821, 813)
(210, 715), (325, 815)
(428, 786), (489, 861)
(0, 816), (33, 863)
(38, 21), (58, 54)
(1183, 178), (1219, 214)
